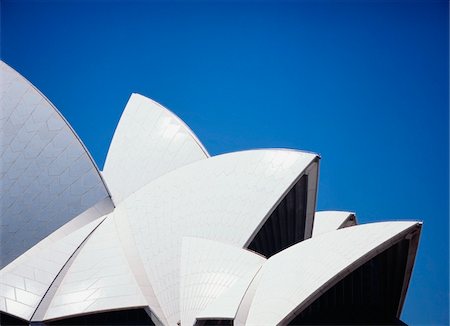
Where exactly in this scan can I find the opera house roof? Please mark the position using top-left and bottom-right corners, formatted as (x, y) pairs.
(0, 60), (421, 325)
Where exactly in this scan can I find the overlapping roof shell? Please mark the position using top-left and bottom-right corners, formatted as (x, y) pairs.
(0, 61), (421, 325)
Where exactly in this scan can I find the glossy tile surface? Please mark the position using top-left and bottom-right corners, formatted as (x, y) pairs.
(0, 217), (103, 320)
(103, 93), (208, 204)
(180, 237), (265, 326)
(0, 61), (111, 268)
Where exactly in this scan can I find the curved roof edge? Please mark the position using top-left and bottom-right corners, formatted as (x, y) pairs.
(1, 198), (113, 273)
(133, 93), (210, 158)
(312, 211), (357, 237)
(39, 214), (150, 322)
(102, 93), (210, 204)
(243, 156), (320, 248)
(0, 216), (106, 321)
(1, 61), (114, 267)
(396, 222), (422, 316)
(213, 147), (319, 157)
(31, 217), (108, 322)
(244, 221), (422, 325)
(180, 237), (265, 325)
(30, 207), (168, 325)
(279, 222), (422, 325)
(233, 267), (263, 326)
(112, 205), (169, 325)
(0, 60), (113, 200)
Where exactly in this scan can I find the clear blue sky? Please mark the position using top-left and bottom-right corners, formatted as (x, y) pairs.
(1, 0), (448, 324)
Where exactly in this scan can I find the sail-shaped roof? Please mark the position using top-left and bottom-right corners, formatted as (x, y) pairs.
(103, 93), (209, 203)
(0, 61), (112, 268)
(0, 61), (422, 326)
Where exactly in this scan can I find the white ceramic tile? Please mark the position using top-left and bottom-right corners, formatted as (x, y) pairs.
(120, 149), (317, 325)
(102, 93), (209, 204)
(180, 237), (265, 326)
(43, 215), (146, 321)
(0, 61), (111, 268)
(0, 217), (103, 321)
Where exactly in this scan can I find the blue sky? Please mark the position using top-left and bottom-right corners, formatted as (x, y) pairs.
(1, 0), (448, 324)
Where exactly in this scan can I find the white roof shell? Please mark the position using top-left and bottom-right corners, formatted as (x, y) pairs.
(42, 215), (147, 321)
(0, 61), (112, 268)
(119, 149), (318, 325)
(312, 210), (357, 237)
(245, 221), (421, 325)
(102, 93), (209, 204)
(0, 61), (422, 326)
(0, 216), (104, 320)
(180, 237), (265, 326)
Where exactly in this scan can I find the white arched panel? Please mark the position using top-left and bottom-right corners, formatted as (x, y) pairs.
(102, 93), (209, 203)
(180, 237), (265, 326)
(120, 149), (318, 325)
(42, 214), (148, 321)
(0, 216), (104, 321)
(245, 221), (421, 325)
(312, 211), (356, 237)
(0, 61), (111, 268)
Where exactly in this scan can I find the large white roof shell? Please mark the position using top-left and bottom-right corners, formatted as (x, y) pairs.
(0, 61), (422, 326)
(42, 214), (149, 321)
(245, 221), (421, 325)
(0, 61), (112, 268)
(102, 93), (209, 204)
(119, 149), (318, 325)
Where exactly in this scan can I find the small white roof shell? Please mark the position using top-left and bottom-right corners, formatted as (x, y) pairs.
(0, 61), (111, 268)
(102, 93), (209, 204)
(0, 216), (104, 321)
(245, 221), (421, 325)
(180, 237), (265, 326)
(42, 215), (148, 321)
(119, 149), (318, 325)
(312, 210), (357, 237)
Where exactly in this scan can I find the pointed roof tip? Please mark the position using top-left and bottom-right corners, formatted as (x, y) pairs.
(126, 94), (320, 161)
(103, 91), (210, 203)
(129, 92), (146, 100)
(313, 211), (357, 237)
(411, 221), (423, 231)
(127, 92), (210, 156)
